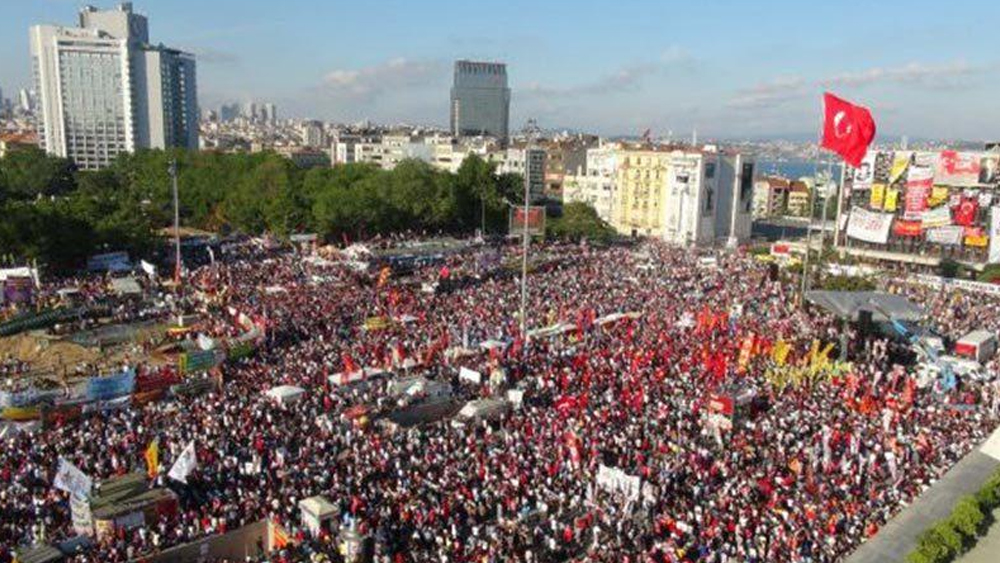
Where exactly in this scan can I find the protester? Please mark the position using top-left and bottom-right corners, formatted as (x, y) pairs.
(1, 239), (998, 563)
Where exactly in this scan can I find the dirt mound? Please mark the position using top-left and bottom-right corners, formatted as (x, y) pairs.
(0, 333), (99, 373)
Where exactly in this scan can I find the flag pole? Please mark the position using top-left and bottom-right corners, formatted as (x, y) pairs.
(801, 96), (825, 308)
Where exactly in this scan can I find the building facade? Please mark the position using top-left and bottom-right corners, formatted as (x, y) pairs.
(300, 120), (326, 149)
(30, 3), (197, 169)
(563, 144), (617, 223)
(611, 145), (753, 245)
(753, 176), (797, 218)
(490, 147), (546, 202)
(450, 60), (510, 142)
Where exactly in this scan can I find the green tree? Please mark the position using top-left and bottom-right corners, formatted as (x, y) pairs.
(950, 496), (985, 539)
(547, 202), (616, 243)
(0, 147), (76, 199)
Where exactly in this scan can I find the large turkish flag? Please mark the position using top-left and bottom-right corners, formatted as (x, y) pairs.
(821, 92), (876, 168)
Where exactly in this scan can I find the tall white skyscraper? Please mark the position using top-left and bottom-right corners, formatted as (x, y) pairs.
(17, 89), (34, 113)
(263, 103), (277, 125)
(450, 60), (510, 142)
(29, 3), (198, 169)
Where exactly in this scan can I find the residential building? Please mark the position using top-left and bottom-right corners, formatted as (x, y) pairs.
(450, 60), (510, 142)
(300, 120), (326, 149)
(219, 103), (239, 122)
(541, 138), (593, 201)
(563, 144), (618, 222)
(276, 147), (330, 169)
(753, 176), (793, 218)
(785, 182), (811, 217)
(30, 3), (198, 169)
(491, 147), (546, 202)
(611, 145), (753, 245)
(0, 132), (39, 158)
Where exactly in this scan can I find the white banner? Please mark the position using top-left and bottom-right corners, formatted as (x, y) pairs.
(921, 206), (952, 229)
(596, 464), (641, 502)
(846, 207), (893, 244)
(197, 333), (216, 351)
(926, 226), (964, 246)
(458, 367), (482, 385)
(70, 493), (93, 536)
(168, 441), (197, 484)
(852, 152), (876, 191)
(989, 207), (1000, 264)
(54, 457), (92, 499)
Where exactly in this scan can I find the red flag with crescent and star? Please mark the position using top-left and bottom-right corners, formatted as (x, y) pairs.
(821, 92), (876, 168)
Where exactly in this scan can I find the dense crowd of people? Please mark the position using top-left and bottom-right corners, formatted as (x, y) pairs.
(2, 238), (1000, 563)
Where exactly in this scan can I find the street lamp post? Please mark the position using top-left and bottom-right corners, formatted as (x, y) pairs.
(519, 150), (531, 341)
(169, 160), (181, 285)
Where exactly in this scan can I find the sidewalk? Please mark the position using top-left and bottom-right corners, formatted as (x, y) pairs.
(846, 428), (1000, 563)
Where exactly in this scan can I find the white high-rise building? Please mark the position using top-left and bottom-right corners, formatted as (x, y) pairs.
(262, 103), (277, 125)
(17, 89), (34, 113)
(30, 3), (198, 169)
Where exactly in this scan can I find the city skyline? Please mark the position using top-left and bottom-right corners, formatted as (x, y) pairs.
(3, 0), (999, 140)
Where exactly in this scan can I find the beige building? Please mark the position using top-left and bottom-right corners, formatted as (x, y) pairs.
(612, 145), (754, 246)
(785, 182), (811, 217)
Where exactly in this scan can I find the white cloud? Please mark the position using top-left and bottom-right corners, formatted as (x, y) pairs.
(727, 76), (809, 110)
(823, 61), (979, 88)
(520, 47), (694, 99)
(321, 58), (447, 101)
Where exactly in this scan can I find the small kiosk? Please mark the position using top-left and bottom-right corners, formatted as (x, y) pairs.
(298, 495), (337, 537)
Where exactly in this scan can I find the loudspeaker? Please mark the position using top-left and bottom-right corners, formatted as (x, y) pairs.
(858, 310), (874, 329)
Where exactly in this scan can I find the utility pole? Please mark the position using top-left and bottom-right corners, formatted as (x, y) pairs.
(800, 170), (817, 305)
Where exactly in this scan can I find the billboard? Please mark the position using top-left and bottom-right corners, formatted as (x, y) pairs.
(935, 150), (980, 186)
(3, 277), (34, 304)
(509, 206), (546, 237)
(846, 207), (893, 244)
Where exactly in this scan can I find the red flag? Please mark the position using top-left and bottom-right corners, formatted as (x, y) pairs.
(341, 352), (357, 375)
(821, 92), (876, 167)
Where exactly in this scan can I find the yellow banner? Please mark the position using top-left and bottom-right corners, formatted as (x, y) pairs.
(884, 188), (900, 212)
(145, 439), (159, 479)
(765, 361), (852, 391)
(772, 339), (791, 366)
(1, 406), (41, 421)
(928, 186), (949, 207)
(889, 154), (910, 184)
(870, 184), (885, 209)
(965, 235), (989, 248)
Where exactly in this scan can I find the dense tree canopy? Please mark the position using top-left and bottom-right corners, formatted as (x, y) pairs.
(0, 148), (572, 273)
(547, 201), (617, 243)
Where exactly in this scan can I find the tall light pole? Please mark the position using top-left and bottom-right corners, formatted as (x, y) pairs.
(518, 121), (543, 346)
(519, 149), (531, 340)
(169, 159), (182, 290)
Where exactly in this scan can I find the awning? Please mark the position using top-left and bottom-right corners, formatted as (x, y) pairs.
(805, 290), (924, 322)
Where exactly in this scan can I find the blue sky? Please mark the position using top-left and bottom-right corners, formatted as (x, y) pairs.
(3, 0), (999, 140)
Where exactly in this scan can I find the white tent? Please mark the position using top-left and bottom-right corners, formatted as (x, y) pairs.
(329, 367), (389, 387)
(265, 385), (306, 405)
